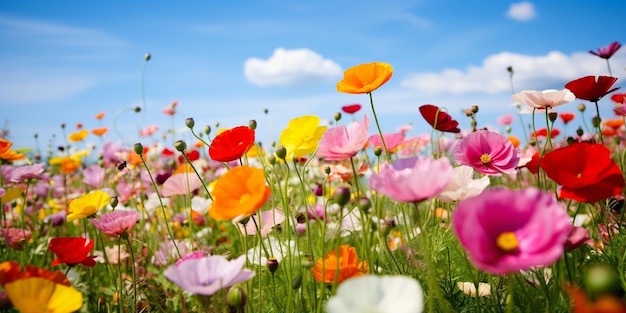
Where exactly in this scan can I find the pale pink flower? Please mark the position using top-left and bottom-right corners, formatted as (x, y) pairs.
(368, 132), (404, 152)
(7, 163), (45, 183)
(318, 115), (370, 161)
(369, 155), (453, 203)
(454, 130), (520, 176)
(497, 114), (514, 126)
(161, 173), (203, 197)
(91, 210), (140, 237)
(83, 165), (105, 188)
(511, 89), (575, 110)
(139, 125), (159, 137)
(94, 245), (130, 264)
(237, 209), (285, 237)
(438, 165), (490, 202)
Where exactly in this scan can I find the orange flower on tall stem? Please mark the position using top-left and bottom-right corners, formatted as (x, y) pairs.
(312, 245), (369, 284)
(92, 127), (109, 137)
(336, 62), (393, 94)
(208, 166), (270, 221)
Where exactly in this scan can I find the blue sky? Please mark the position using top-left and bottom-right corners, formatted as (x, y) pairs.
(1, 0), (625, 156)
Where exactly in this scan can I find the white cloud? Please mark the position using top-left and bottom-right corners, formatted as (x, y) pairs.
(244, 48), (343, 87)
(507, 2), (537, 21)
(401, 49), (626, 96)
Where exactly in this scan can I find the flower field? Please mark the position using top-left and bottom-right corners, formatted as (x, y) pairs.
(1, 41), (626, 312)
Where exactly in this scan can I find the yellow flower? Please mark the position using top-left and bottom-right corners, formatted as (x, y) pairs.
(67, 190), (110, 221)
(4, 277), (83, 313)
(68, 129), (89, 142)
(336, 62), (393, 94)
(278, 115), (327, 160)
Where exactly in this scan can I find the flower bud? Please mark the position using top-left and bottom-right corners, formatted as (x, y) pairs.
(359, 197), (372, 214)
(591, 116), (601, 128)
(578, 103), (586, 112)
(248, 119), (257, 130)
(567, 136), (576, 145)
(174, 140), (186, 152)
(324, 166), (331, 175)
(332, 185), (351, 207)
(226, 286), (246, 311)
(144, 53), (151, 61)
(134, 143), (144, 155)
(507, 66), (514, 74)
(185, 118), (195, 129)
(292, 273), (303, 290)
(471, 104), (479, 114)
(60, 123), (66, 129)
(373, 147), (382, 157)
(295, 223), (307, 236)
(264, 108), (269, 114)
(204, 125), (211, 136)
(267, 258), (279, 273)
(548, 112), (558, 122)
(576, 127), (584, 137)
(334, 112), (342, 122)
(301, 255), (314, 269)
(134, 106), (141, 113)
(275, 146), (287, 160)
(267, 154), (276, 165)
(238, 216), (250, 225)
(583, 264), (625, 300)
(464, 109), (473, 117)
(505, 126), (512, 133)
(109, 196), (119, 209)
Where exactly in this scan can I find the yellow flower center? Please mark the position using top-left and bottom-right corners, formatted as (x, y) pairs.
(239, 193), (251, 204)
(480, 153), (492, 164)
(496, 232), (519, 253)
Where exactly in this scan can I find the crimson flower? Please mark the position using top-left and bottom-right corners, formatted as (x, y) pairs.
(419, 104), (460, 133)
(208, 126), (255, 162)
(559, 112), (575, 124)
(178, 150), (200, 163)
(341, 104), (362, 114)
(564, 76), (620, 102)
(540, 142), (625, 203)
(589, 41), (622, 59)
(49, 237), (96, 267)
(611, 93), (626, 104)
(531, 128), (560, 139)
(162, 148), (175, 157)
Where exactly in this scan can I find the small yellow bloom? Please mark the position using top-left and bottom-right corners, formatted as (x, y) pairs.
(68, 129), (89, 142)
(67, 190), (111, 221)
(4, 277), (83, 313)
(278, 115), (327, 160)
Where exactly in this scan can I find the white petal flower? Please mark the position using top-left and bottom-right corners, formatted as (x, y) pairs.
(246, 237), (297, 265)
(326, 275), (424, 313)
(438, 166), (490, 202)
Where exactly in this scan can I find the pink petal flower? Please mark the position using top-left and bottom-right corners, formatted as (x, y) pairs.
(318, 115), (370, 161)
(511, 89), (575, 110)
(91, 210), (140, 237)
(162, 173), (203, 197)
(368, 132), (404, 151)
(453, 130), (520, 176)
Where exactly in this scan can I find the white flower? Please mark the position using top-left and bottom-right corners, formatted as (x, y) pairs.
(326, 275), (424, 313)
(438, 166), (490, 202)
(246, 237), (297, 265)
(191, 196), (212, 214)
(512, 89), (575, 110)
(457, 282), (491, 297)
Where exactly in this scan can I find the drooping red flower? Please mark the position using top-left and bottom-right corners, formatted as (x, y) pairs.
(341, 104), (362, 114)
(564, 76), (620, 103)
(49, 237), (96, 267)
(531, 128), (560, 139)
(589, 41), (622, 59)
(559, 112), (575, 124)
(540, 142), (625, 203)
(208, 126), (255, 162)
(611, 93), (626, 104)
(419, 104), (460, 133)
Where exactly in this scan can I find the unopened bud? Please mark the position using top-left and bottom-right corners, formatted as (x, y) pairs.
(238, 216), (250, 225)
(359, 197), (372, 214)
(332, 185), (351, 207)
(567, 136), (576, 145)
(576, 127), (584, 137)
(109, 196), (119, 209)
(144, 53), (151, 61)
(324, 166), (331, 175)
(591, 116), (601, 128)
(301, 255), (314, 269)
(334, 112), (342, 122)
(505, 126), (512, 133)
(292, 273), (303, 290)
(471, 104), (479, 114)
(548, 112), (558, 122)
(267, 258), (279, 273)
(267, 154), (276, 165)
(60, 123), (66, 129)
(174, 140), (186, 152)
(373, 147), (382, 157)
(264, 108), (269, 114)
(204, 125), (211, 136)
(507, 66), (514, 74)
(578, 103), (586, 112)
(249, 120), (257, 130)
(226, 286), (246, 311)
(275, 146), (287, 160)
(465, 109), (473, 117)
(185, 118), (195, 129)
(134, 143), (144, 155)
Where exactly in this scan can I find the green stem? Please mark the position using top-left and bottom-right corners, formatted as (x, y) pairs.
(368, 92), (392, 163)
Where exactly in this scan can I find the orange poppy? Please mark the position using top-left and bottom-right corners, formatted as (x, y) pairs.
(0, 149), (25, 161)
(208, 166), (270, 221)
(60, 157), (80, 174)
(0, 138), (12, 154)
(92, 127), (108, 136)
(336, 62), (393, 94)
(566, 284), (626, 313)
(603, 118), (625, 130)
(95, 112), (106, 120)
(312, 245), (369, 284)
(507, 135), (520, 148)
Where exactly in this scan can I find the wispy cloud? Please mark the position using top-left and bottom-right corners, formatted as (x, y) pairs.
(401, 49), (626, 95)
(506, 2), (537, 22)
(244, 48), (343, 87)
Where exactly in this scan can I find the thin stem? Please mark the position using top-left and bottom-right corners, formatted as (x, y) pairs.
(368, 92), (392, 163)
(595, 101), (604, 144)
(125, 236), (137, 311)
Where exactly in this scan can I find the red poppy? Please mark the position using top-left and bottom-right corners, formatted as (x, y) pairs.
(209, 126), (255, 162)
(611, 93), (626, 104)
(49, 237), (96, 267)
(589, 41), (622, 59)
(178, 150), (200, 163)
(341, 104), (362, 114)
(524, 151), (540, 174)
(162, 148), (175, 157)
(559, 112), (575, 124)
(564, 76), (620, 103)
(540, 142), (625, 203)
(418, 104), (460, 133)
(531, 128), (560, 139)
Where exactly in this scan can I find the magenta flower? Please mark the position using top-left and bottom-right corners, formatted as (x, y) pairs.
(317, 115), (370, 161)
(453, 130), (520, 176)
(91, 210), (140, 237)
(164, 255), (254, 296)
(7, 163), (45, 183)
(452, 188), (571, 274)
(589, 41), (622, 59)
(369, 155), (453, 203)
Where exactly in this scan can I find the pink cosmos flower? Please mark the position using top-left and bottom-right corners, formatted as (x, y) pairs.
(496, 114), (514, 126)
(91, 210), (140, 237)
(452, 187), (571, 274)
(453, 130), (520, 176)
(589, 41), (622, 59)
(369, 155), (453, 203)
(83, 165), (105, 188)
(164, 255), (254, 296)
(7, 163), (45, 183)
(237, 209), (285, 237)
(139, 125), (159, 137)
(318, 115), (370, 161)
(511, 89), (575, 110)
(0, 228), (31, 250)
(368, 132), (404, 152)
(161, 173), (203, 197)
(175, 251), (206, 266)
